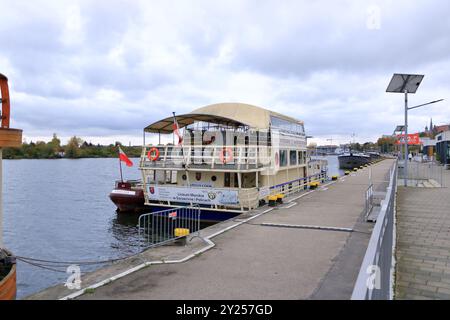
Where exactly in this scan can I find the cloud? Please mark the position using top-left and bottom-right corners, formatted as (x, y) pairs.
(1, 0), (449, 145)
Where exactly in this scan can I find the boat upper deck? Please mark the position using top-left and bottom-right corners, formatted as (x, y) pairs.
(140, 103), (308, 172)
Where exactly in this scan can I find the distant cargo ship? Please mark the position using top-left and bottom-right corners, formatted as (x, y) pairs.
(338, 153), (371, 170)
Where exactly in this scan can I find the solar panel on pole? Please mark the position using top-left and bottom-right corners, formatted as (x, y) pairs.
(386, 73), (424, 187)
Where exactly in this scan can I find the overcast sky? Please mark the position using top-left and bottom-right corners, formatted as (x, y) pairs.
(1, 0), (449, 146)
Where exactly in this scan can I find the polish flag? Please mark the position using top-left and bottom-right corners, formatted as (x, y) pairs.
(172, 113), (183, 145)
(118, 146), (133, 167)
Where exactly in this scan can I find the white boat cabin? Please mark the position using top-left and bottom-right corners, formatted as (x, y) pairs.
(139, 103), (327, 213)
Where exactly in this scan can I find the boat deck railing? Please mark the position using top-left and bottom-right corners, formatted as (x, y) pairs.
(140, 144), (272, 171)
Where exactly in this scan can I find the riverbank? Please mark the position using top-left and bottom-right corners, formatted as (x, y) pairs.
(26, 159), (394, 300)
(2, 145), (141, 160)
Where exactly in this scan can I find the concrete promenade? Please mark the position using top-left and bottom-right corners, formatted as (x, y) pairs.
(27, 159), (394, 300)
(396, 166), (450, 300)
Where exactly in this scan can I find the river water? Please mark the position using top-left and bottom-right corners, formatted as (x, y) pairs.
(2, 156), (341, 299)
(3, 158), (142, 298)
(314, 155), (345, 177)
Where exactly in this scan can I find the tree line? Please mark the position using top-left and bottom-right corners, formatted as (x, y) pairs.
(2, 134), (142, 159)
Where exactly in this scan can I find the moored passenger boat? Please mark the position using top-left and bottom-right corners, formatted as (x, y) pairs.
(138, 103), (327, 221)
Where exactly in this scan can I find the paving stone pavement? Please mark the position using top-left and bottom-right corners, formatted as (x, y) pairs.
(396, 171), (450, 300)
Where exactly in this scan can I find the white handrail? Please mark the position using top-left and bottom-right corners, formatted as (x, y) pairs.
(351, 160), (398, 300)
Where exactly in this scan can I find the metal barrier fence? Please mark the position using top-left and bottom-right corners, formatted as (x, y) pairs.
(398, 160), (444, 187)
(138, 206), (201, 250)
(364, 184), (374, 220)
(352, 160), (397, 300)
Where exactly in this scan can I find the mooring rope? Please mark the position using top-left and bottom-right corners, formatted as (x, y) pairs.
(15, 257), (69, 273)
(15, 254), (135, 266)
(13, 250), (146, 273)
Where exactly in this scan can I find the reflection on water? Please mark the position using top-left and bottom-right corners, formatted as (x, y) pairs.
(312, 155), (344, 177)
(109, 213), (141, 254)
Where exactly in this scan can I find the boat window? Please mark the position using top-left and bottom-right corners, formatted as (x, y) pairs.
(280, 150), (288, 167)
(298, 150), (307, 164)
(270, 116), (305, 136)
(242, 172), (256, 188)
(224, 172), (231, 187)
(258, 130), (270, 147)
(290, 150), (297, 166)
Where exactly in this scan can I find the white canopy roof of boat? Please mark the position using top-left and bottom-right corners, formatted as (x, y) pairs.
(144, 102), (304, 133)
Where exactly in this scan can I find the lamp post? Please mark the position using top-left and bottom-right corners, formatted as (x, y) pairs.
(393, 125), (405, 159)
(387, 74), (424, 186)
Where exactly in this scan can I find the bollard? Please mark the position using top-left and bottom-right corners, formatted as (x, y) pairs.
(276, 194), (284, 204)
(174, 228), (190, 246)
(268, 195), (278, 207)
(309, 181), (320, 189)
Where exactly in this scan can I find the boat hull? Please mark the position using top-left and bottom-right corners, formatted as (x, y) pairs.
(110, 190), (239, 222)
(338, 155), (370, 169)
(109, 188), (148, 213)
(111, 192), (242, 224)
(0, 251), (16, 300)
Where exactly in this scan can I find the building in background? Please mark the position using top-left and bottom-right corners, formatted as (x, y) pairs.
(420, 137), (436, 161)
(436, 131), (450, 167)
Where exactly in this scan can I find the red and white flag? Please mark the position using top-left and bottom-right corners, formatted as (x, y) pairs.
(172, 113), (183, 145)
(118, 146), (133, 167)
